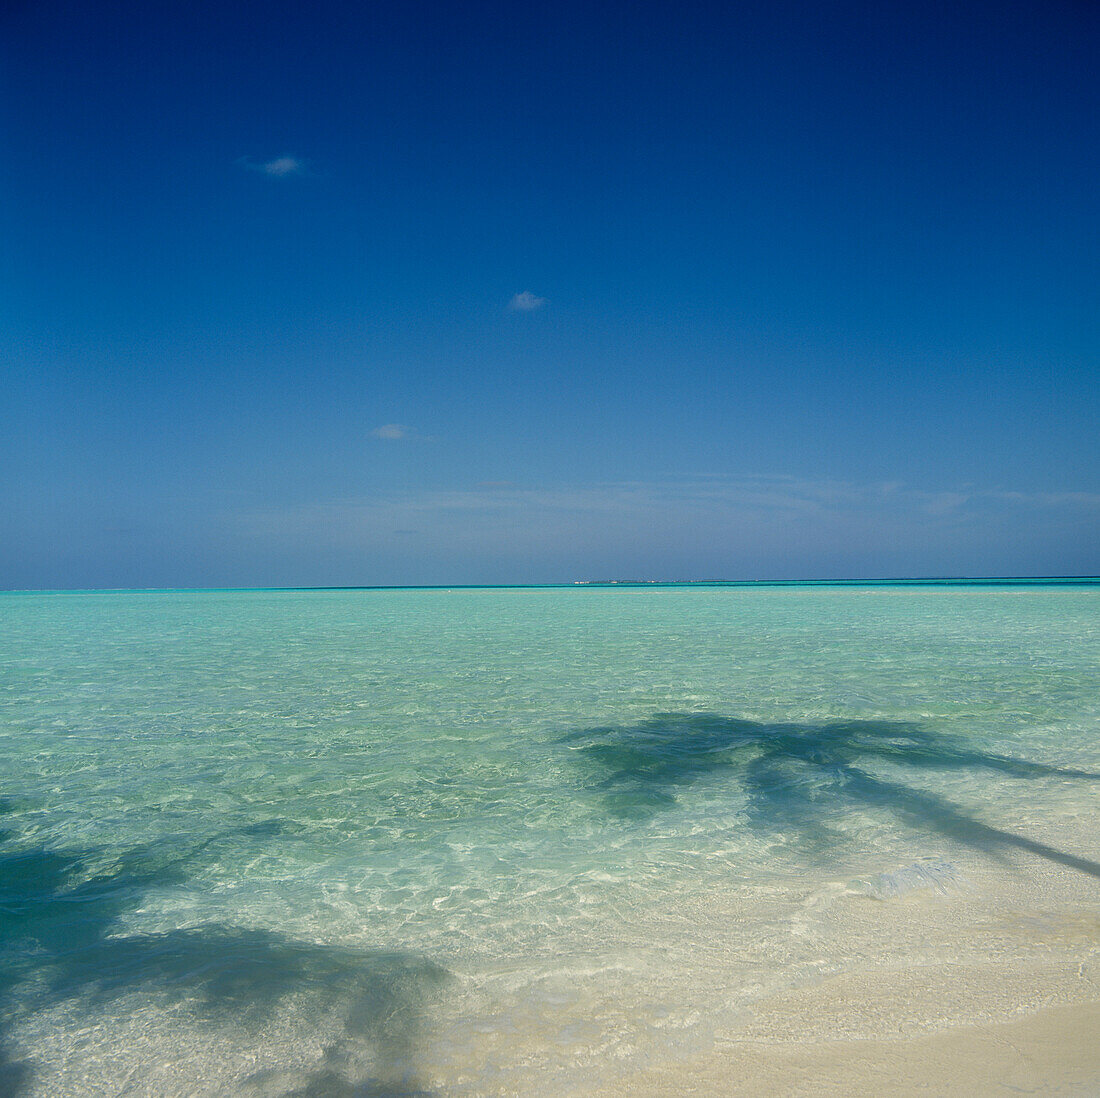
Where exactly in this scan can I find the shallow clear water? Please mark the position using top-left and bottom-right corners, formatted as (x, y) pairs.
(1, 585), (1098, 1095)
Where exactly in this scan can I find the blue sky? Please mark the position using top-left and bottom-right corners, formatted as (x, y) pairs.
(2, 0), (1098, 586)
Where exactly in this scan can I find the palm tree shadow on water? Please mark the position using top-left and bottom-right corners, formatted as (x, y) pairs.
(561, 714), (1100, 878)
(0, 800), (449, 1098)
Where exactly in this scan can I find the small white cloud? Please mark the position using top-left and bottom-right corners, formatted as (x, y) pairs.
(371, 424), (411, 440)
(508, 291), (546, 312)
(240, 156), (305, 177)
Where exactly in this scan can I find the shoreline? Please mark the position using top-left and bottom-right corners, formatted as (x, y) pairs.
(600, 999), (1100, 1096)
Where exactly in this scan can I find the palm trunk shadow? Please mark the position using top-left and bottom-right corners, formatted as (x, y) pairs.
(839, 764), (1100, 879)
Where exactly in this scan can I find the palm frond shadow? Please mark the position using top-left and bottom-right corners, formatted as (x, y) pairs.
(0, 801), (448, 1097)
(563, 714), (1100, 877)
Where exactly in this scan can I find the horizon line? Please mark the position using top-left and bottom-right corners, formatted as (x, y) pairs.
(3, 575), (1099, 595)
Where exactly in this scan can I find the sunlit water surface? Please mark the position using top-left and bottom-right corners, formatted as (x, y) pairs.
(1, 585), (1099, 1095)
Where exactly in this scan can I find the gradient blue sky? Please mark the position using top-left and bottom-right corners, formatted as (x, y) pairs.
(3, 0), (1098, 587)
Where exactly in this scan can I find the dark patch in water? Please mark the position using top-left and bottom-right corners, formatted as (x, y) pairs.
(0, 800), (449, 1097)
(564, 714), (1100, 876)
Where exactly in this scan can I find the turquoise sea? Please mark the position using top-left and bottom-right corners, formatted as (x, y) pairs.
(2, 584), (1099, 1095)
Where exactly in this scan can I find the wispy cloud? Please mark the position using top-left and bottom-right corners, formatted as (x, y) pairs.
(370, 424), (412, 440)
(508, 291), (546, 312)
(239, 155), (305, 177)
(369, 424), (435, 442)
(231, 474), (1100, 579)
